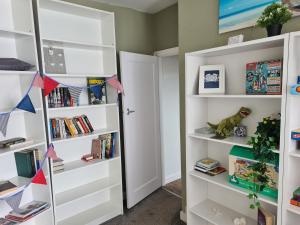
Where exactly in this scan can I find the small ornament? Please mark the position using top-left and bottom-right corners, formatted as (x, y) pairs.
(234, 126), (247, 137)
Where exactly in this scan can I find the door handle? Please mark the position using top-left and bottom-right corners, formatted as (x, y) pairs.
(127, 108), (135, 115)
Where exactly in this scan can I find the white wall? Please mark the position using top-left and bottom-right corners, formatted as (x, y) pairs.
(159, 55), (181, 185)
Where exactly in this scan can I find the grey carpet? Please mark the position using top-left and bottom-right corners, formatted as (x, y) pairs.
(103, 189), (185, 225)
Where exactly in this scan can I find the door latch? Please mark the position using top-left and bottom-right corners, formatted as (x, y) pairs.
(127, 108), (135, 115)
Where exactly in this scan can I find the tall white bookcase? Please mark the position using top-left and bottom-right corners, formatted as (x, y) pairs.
(281, 31), (300, 225)
(34, 0), (123, 225)
(185, 35), (289, 225)
(0, 0), (54, 224)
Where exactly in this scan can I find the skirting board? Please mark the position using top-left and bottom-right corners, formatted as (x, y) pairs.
(164, 172), (181, 185)
(180, 210), (187, 223)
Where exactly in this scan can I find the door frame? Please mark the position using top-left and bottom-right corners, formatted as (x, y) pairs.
(154, 47), (180, 185)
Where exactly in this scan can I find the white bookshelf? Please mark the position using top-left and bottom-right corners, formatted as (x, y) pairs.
(34, 0), (123, 224)
(0, 0), (54, 224)
(185, 34), (289, 225)
(281, 31), (300, 225)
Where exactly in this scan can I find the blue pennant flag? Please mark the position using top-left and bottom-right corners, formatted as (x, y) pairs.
(5, 190), (23, 211)
(16, 94), (36, 114)
(90, 85), (103, 100)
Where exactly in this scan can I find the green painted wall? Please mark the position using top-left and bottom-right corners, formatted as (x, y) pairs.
(64, 0), (155, 54)
(153, 4), (178, 51)
(178, 0), (300, 211)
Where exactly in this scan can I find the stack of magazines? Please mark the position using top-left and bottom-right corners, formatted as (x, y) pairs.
(194, 158), (226, 176)
(5, 201), (49, 223)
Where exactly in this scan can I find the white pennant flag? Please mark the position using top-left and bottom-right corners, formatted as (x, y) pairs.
(0, 113), (10, 137)
(6, 190), (23, 211)
(68, 87), (83, 104)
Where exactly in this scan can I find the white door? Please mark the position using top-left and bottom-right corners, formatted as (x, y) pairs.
(120, 51), (162, 209)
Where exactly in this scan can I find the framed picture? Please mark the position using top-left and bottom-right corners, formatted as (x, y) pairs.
(199, 65), (225, 94)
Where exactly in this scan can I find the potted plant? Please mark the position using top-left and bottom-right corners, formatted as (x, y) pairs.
(247, 115), (280, 209)
(257, 3), (293, 37)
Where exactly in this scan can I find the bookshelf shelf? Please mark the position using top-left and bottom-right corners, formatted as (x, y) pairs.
(48, 103), (117, 112)
(55, 176), (120, 206)
(189, 171), (277, 206)
(190, 199), (256, 225)
(0, 140), (45, 157)
(53, 157), (120, 176)
(287, 205), (300, 216)
(42, 38), (115, 51)
(0, 0), (54, 223)
(186, 34), (288, 225)
(189, 94), (282, 99)
(35, 0), (123, 224)
(51, 128), (119, 144)
(288, 151), (300, 158)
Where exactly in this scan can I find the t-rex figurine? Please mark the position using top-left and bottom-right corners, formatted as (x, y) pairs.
(207, 107), (251, 137)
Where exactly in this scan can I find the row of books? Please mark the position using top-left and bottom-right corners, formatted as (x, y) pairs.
(15, 149), (42, 178)
(47, 78), (107, 108)
(48, 87), (77, 108)
(3, 201), (49, 223)
(52, 158), (64, 173)
(82, 133), (116, 162)
(50, 115), (94, 139)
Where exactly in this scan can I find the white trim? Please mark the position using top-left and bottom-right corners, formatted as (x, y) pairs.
(154, 47), (179, 57)
(164, 172), (181, 185)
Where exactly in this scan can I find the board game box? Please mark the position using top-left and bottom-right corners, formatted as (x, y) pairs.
(246, 60), (282, 95)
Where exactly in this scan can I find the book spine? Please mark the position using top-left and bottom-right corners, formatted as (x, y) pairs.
(72, 118), (82, 134)
(75, 117), (85, 134)
(82, 115), (94, 132)
(78, 117), (89, 133)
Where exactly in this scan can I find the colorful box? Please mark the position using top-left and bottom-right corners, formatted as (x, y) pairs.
(246, 60), (282, 95)
(229, 146), (279, 200)
(291, 129), (300, 141)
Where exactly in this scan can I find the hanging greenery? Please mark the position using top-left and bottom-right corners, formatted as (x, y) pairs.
(247, 115), (281, 209)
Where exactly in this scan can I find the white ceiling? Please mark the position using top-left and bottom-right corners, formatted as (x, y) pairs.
(91, 0), (177, 14)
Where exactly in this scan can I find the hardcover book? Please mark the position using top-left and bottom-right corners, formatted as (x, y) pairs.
(0, 181), (17, 196)
(87, 78), (107, 105)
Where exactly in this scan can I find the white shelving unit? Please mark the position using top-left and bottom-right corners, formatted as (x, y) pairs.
(281, 31), (300, 225)
(34, 0), (123, 225)
(185, 34), (289, 225)
(0, 0), (54, 224)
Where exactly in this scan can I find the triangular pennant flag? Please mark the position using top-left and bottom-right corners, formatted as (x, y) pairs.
(33, 74), (44, 89)
(6, 190), (23, 211)
(44, 76), (59, 97)
(32, 169), (47, 185)
(16, 95), (36, 114)
(0, 113), (10, 137)
(107, 75), (124, 95)
(47, 144), (59, 160)
(90, 85), (103, 100)
(68, 87), (83, 103)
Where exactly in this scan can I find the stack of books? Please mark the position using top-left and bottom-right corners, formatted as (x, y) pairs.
(0, 181), (17, 197)
(0, 218), (18, 225)
(48, 87), (76, 108)
(5, 201), (49, 223)
(14, 149), (41, 178)
(82, 133), (117, 162)
(50, 115), (94, 139)
(194, 158), (226, 176)
(52, 158), (64, 173)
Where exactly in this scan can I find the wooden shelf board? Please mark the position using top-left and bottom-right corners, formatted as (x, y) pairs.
(42, 38), (115, 50)
(189, 94), (282, 99)
(189, 170), (278, 206)
(57, 201), (121, 225)
(287, 205), (300, 216)
(48, 103), (117, 112)
(188, 133), (279, 154)
(51, 128), (119, 144)
(53, 157), (120, 176)
(55, 176), (121, 207)
(45, 73), (115, 78)
(0, 28), (34, 39)
(190, 199), (256, 225)
(0, 70), (37, 75)
(0, 140), (45, 157)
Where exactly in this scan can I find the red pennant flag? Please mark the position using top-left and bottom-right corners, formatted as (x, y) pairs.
(32, 169), (47, 185)
(44, 76), (59, 96)
(33, 74), (44, 89)
(107, 75), (124, 95)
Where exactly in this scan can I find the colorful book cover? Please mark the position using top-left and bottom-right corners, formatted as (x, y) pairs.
(87, 77), (107, 105)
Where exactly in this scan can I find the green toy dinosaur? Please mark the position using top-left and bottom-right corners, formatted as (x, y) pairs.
(207, 107), (251, 137)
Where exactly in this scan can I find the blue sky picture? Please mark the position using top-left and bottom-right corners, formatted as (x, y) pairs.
(219, 0), (280, 33)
